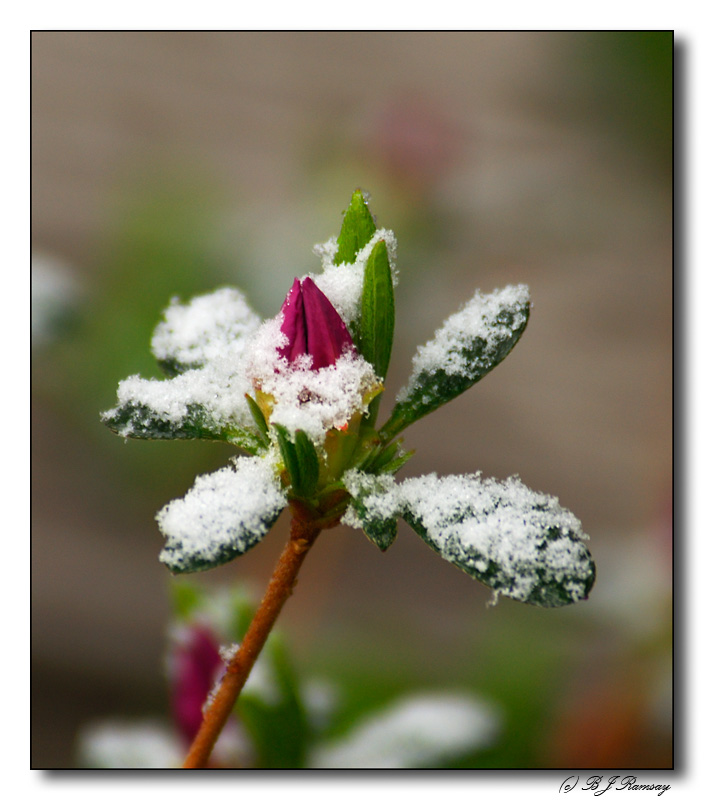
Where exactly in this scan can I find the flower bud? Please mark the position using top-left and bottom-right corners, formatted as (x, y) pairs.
(277, 277), (355, 370)
(169, 625), (223, 744)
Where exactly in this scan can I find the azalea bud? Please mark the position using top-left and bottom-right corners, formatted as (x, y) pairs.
(277, 277), (355, 370)
(169, 625), (223, 744)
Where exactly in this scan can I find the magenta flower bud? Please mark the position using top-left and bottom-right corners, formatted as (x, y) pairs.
(169, 625), (223, 744)
(277, 277), (355, 370)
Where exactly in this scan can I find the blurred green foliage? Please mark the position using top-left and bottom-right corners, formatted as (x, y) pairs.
(577, 32), (672, 169)
(34, 172), (243, 501)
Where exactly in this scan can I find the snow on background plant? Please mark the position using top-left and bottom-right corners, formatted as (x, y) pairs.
(100, 190), (595, 768)
(78, 582), (501, 769)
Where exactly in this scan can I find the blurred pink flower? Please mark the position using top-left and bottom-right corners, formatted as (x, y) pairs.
(169, 625), (223, 744)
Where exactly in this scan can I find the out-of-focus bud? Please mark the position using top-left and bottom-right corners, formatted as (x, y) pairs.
(169, 625), (223, 744)
(277, 277), (355, 370)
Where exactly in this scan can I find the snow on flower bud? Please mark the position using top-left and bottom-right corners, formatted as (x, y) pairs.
(247, 277), (381, 447)
(169, 625), (223, 744)
(277, 277), (355, 370)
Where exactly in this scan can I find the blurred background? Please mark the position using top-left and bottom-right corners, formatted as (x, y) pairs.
(31, 31), (672, 768)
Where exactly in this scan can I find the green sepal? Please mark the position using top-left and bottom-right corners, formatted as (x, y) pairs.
(377, 448), (415, 475)
(356, 440), (414, 476)
(274, 424), (301, 494)
(102, 400), (264, 454)
(381, 295), (530, 441)
(294, 429), (320, 497)
(273, 425), (320, 498)
(359, 239), (395, 384)
(246, 393), (270, 441)
(334, 189), (377, 265)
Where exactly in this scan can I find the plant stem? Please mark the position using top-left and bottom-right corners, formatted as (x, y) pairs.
(182, 512), (321, 769)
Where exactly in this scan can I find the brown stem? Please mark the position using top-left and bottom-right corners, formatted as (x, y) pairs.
(182, 512), (321, 769)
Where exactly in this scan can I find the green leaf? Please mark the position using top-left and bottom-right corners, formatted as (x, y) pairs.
(157, 459), (287, 574)
(102, 400), (264, 454)
(381, 286), (530, 441)
(294, 429), (320, 497)
(334, 190), (377, 265)
(359, 513), (398, 552)
(360, 239), (395, 383)
(170, 581), (204, 621)
(237, 635), (309, 768)
(399, 473), (595, 608)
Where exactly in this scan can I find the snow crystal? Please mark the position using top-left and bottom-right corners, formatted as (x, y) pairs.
(398, 284), (530, 401)
(398, 472), (590, 605)
(219, 643), (240, 663)
(309, 229), (398, 327)
(309, 692), (499, 768)
(312, 236), (339, 267)
(157, 456), (286, 572)
(151, 287), (260, 370)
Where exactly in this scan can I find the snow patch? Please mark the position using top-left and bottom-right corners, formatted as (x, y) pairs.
(309, 692), (499, 768)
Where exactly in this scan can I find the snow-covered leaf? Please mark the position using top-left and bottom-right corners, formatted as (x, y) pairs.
(151, 287), (260, 376)
(381, 285), (530, 439)
(157, 457), (287, 574)
(309, 692), (499, 768)
(399, 473), (595, 607)
(342, 470), (399, 552)
(103, 287), (265, 449)
(101, 398), (261, 452)
(77, 720), (182, 768)
(102, 365), (264, 453)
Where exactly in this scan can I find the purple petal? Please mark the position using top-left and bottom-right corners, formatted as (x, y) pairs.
(277, 277), (355, 370)
(300, 278), (354, 369)
(278, 278), (308, 364)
